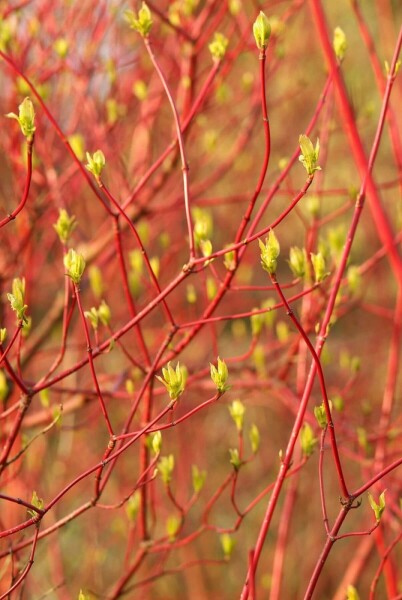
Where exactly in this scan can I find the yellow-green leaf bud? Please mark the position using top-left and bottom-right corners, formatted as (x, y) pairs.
(249, 424), (260, 453)
(333, 27), (347, 61)
(288, 246), (307, 278)
(300, 423), (317, 457)
(85, 150), (105, 180)
(298, 135), (321, 176)
(151, 430), (162, 455)
(126, 490), (140, 521)
(156, 362), (186, 401)
(368, 490), (386, 522)
(253, 11), (271, 51)
(124, 3), (153, 37)
(310, 252), (327, 283)
(7, 278), (28, 323)
(220, 533), (236, 559)
(210, 357), (230, 393)
(192, 465), (207, 494)
(84, 307), (99, 330)
(53, 209), (76, 244)
(6, 97), (36, 140)
(229, 399), (245, 432)
(166, 515), (180, 542)
(0, 371), (9, 403)
(229, 448), (241, 470)
(209, 32), (229, 61)
(88, 265), (104, 299)
(158, 454), (175, 484)
(259, 230), (280, 275)
(64, 249), (86, 284)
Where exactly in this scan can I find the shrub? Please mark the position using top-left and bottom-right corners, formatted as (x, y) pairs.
(0, 1), (401, 598)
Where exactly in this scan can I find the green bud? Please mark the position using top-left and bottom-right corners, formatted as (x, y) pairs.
(124, 3), (153, 37)
(106, 98), (126, 126)
(223, 247), (236, 271)
(0, 328), (7, 344)
(28, 490), (44, 518)
(288, 246), (307, 278)
(53, 209), (77, 244)
(78, 590), (91, 600)
(259, 230), (280, 275)
(220, 533), (236, 559)
(262, 298), (276, 329)
(129, 249), (144, 275)
(203, 129), (218, 152)
(346, 585), (360, 600)
(126, 490), (140, 521)
(209, 32), (229, 61)
(85, 150), (105, 180)
(125, 379), (134, 394)
(210, 357), (230, 393)
(151, 430), (162, 455)
(68, 133), (85, 161)
(192, 465), (207, 494)
(229, 400), (245, 432)
(229, 448), (241, 470)
(332, 394), (344, 412)
(241, 72), (254, 92)
(156, 362), (186, 401)
(88, 266), (104, 299)
(253, 11), (271, 50)
(229, 0), (241, 16)
(39, 388), (50, 408)
(357, 427), (372, 455)
(298, 135), (321, 176)
(333, 27), (347, 61)
(6, 97), (36, 140)
(64, 249), (86, 284)
(249, 424), (260, 453)
(200, 239), (213, 262)
(314, 401), (332, 428)
(98, 300), (111, 326)
(158, 454), (175, 484)
(166, 515), (180, 542)
(53, 37), (69, 58)
(306, 195), (320, 217)
(7, 278), (28, 323)
(327, 225), (345, 260)
(368, 490), (386, 522)
(250, 309), (264, 336)
(347, 266), (362, 296)
(150, 256), (160, 279)
(310, 252), (327, 283)
(0, 371), (9, 403)
(84, 307), (99, 330)
(186, 284), (197, 304)
(276, 320), (289, 343)
(252, 344), (266, 377)
(133, 80), (148, 101)
(206, 277), (217, 300)
(193, 207), (213, 245)
(105, 58), (117, 84)
(300, 423), (317, 457)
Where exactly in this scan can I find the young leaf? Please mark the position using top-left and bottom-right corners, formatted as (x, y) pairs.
(229, 400), (246, 432)
(192, 465), (207, 494)
(368, 490), (386, 522)
(253, 11), (271, 50)
(220, 533), (236, 559)
(210, 357), (230, 393)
